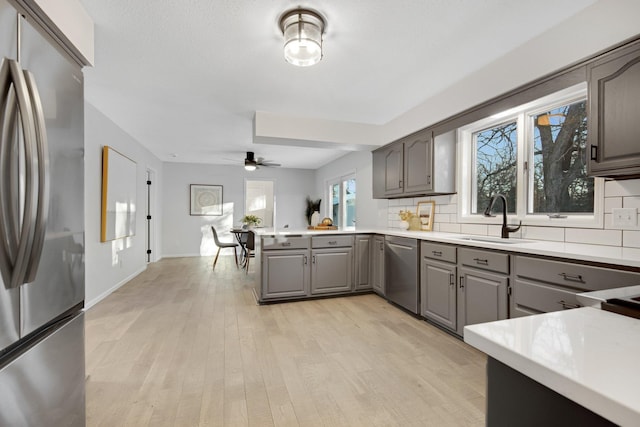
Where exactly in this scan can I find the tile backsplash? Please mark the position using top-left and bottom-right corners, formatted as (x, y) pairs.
(386, 179), (640, 248)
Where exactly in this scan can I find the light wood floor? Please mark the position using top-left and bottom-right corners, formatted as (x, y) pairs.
(85, 256), (487, 426)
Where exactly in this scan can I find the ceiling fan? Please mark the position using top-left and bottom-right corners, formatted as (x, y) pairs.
(244, 151), (281, 171)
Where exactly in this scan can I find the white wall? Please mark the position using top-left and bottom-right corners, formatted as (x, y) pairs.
(315, 150), (386, 228)
(161, 163), (315, 257)
(84, 102), (163, 307)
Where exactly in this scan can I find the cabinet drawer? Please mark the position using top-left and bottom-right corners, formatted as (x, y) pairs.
(262, 236), (309, 250)
(515, 256), (640, 292)
(312, 235), (354, 248)
(514, 278), (582, 314)
(459, 248), (509, 274)
(421, 242), (456, 263)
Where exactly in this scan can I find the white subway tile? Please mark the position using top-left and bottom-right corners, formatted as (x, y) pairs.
(565, 228), (622, 246)
(623, 197), (640, 209)
(623, 231), (640, 248)
(438, 203), (457, 214)
(604, 197), (623, 213)
(604, 179), (640, 197)
(521, 226), (565, 242)
(460, 223), (488, 236)
(439, 223), (461, 233)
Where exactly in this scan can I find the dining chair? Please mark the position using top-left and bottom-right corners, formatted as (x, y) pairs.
(244, 230), (255, 274)
(211, 226), (238, 270)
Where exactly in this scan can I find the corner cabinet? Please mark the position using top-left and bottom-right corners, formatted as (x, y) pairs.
(588, 40), (640, 177)
(372, 129), (455, 199)
(261, 236), (311, 300)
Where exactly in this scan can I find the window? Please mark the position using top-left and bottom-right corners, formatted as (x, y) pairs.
(459, 83), (603, 227)
(328, 174), (356, 228)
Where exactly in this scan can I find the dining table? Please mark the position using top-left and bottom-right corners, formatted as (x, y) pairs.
(230, 228), (250, 268)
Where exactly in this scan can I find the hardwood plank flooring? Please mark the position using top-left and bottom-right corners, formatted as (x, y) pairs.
(85, 256), (487, 426)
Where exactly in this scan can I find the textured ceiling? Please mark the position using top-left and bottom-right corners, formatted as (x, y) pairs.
(81, 0), (596, 169)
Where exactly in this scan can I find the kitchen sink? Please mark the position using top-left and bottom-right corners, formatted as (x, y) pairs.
(455, 235), (535, 245)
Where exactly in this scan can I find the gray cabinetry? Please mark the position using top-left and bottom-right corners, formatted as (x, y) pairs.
(372, 129), (455, 199)
(512, 255), (640, 317)
(261, 236), (310, 299)
(420, 242), (457, 332)
(310, 235), (354, 295)
(354, 235), (372, 291)
(588, 41), (640, 177)
(371, 235), (385, 296)
(262, 249), (310, 299)
(457, 248), (509, 336)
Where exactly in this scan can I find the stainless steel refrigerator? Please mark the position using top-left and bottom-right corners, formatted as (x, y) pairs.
(0, 0), (85, 425)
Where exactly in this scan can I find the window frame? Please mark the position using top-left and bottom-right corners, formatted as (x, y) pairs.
(458, 83), (604, 229)
(326, 172), (356, 229)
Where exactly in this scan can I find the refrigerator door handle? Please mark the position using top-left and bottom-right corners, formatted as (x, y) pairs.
(22, 70), (49, 283)
(0, 58), (39, 289)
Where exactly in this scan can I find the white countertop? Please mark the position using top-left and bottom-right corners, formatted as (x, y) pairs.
(464, 308), (640, 426)
(577, 285), (640, 308)
(256, 228), (640, 269)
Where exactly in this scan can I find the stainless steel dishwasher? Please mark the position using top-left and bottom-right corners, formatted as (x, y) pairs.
(385, 235), (420, 314)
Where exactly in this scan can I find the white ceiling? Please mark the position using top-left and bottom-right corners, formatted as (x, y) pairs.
(80, 0), (596, 169)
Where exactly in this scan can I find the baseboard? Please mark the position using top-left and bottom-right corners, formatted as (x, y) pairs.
(161, 253), (205, 258)
(84, 266), (147, 310)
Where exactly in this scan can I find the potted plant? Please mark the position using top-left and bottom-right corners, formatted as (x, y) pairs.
(241, 214), (261, 229)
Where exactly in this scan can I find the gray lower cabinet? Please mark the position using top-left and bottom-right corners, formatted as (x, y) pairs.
(371, 235), (385, 296)
(512, 255), (640, 317)
(311, 247), (353, 295)
(420, 242), (457, 332)
(457, 248), (509, 336)
(262, 249), (310, 299)
(354, 235), (372, 291)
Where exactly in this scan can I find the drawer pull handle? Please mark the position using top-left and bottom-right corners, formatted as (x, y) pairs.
(558, 300), (581, 309)
(328, 241), (337, 245)
(432, 250), (442, 257)
(282, 242), (291, 247)
(559, 273), (584, 283)
(473, 258), (489, 266)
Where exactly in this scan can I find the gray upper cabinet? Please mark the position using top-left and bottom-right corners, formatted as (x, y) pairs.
(588, 41), (640, 177)
(404, 131), (432, 194)
(372, 128), (455, 199)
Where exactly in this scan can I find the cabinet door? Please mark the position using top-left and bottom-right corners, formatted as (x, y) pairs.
(262, 250), (309, 299)
(421, 258), (456, 331)
(404, 130), (432, 194)
(371, 236), (385, 296)
(383, 144), (404, 196)
(355, 236), (372, 290)
(588, 42), (640, 177)
(311, 248), (353, 295)
(457, 267), (508, 336)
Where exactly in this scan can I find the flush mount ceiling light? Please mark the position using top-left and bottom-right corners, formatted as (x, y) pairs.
(279, 8), (325, 67)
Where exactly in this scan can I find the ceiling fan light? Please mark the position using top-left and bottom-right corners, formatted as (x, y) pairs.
(279, 9), (325, 67)
(244, 163), (256, 171)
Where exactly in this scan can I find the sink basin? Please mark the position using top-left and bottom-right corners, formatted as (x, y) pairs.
(455, 236), (535, 245)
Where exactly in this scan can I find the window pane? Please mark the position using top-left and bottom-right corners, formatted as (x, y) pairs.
(330, 183), (340, 226)
(532, 100), (593, 214)
(474, 122), (517, 214)
(344, 178), (356, 227)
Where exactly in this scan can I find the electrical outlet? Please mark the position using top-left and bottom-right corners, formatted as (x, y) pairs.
(612, 208), (638, 227)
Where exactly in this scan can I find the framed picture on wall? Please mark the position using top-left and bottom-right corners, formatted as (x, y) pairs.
(416, 201), (435, 231)
(190, 184), (223, 216)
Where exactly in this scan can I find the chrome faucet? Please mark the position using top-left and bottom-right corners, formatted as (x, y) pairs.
(483, 194), (522, 238)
